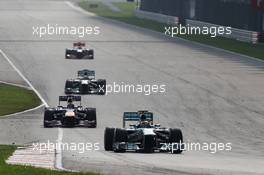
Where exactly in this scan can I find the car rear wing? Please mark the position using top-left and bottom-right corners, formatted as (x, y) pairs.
(73, 42), (85, 47)
(78, 69), (95, 78)
(59, 95), (81, 105)
(123, 111), (153, 127)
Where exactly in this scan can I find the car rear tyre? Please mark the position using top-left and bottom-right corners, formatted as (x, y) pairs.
(86, 108), (97, 128)
(44, 110), (54, 128)
(65, 49), (71, 59)
(88, 50), (94, 59)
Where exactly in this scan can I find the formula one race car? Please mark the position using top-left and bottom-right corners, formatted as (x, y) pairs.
(65, 42), (94, 59)
(104, 111), (183, 153)
(43, 95), (96, 128)
(65, 69), (106, 95)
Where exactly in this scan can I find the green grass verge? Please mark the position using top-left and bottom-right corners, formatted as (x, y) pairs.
(0, 84), (41, 116)
(0, 145), (97, 175)
(79, 1), (264, 60)
(79, 1), (164, 32)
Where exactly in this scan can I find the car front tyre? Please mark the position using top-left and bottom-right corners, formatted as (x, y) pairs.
(104, 127), (115, 151)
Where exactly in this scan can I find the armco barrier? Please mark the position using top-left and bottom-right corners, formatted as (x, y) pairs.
(186, 19), (259, 44)
(134, 9), (179, 25)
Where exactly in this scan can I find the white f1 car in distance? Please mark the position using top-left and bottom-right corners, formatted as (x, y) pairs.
(104, 111), (183, 153)
(65, 42), (94, 59)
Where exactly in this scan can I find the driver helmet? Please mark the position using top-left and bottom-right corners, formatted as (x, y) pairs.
(67, 98), (74, 108)
(139, 114), (150, 127)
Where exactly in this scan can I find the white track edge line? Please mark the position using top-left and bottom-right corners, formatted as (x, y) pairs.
(55, 128), (65, 171)
(0, 49), (48, 107)
(0, 49), (66, 170)
(55, 128), (78, 172)
(1, 104), (45, 118)
(0, 80), (30, 89)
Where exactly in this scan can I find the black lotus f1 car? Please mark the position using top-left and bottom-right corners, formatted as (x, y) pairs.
(65, 42), (94, 59)
(65, 69), (106, 95)
(104, 111), (183, 153)
(43, 96), (96, 128)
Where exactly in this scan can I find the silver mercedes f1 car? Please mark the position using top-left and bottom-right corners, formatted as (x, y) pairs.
(104, 111), (183, 153)
(64, 69), (106, 95)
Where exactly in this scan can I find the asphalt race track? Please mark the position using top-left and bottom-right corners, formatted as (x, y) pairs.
(0, 1), (264, 175)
